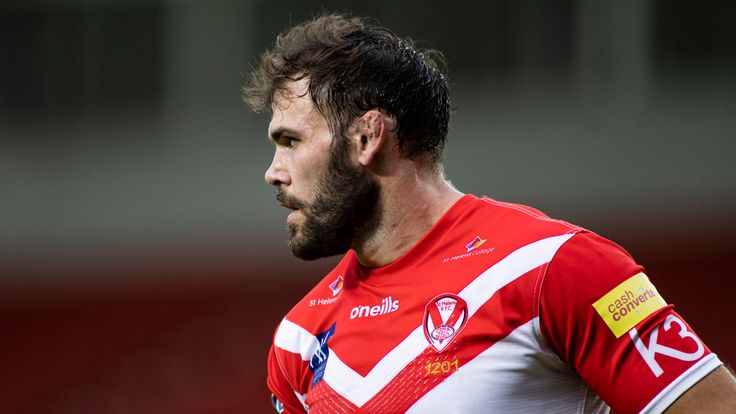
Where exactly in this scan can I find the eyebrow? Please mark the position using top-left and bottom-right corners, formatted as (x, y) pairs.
(269, 127), (301, 142)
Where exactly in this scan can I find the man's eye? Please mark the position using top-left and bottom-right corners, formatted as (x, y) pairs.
(281, 137), (296, 148)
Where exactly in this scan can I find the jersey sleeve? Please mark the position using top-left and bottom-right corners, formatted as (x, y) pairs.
(267, 344), (307, 413)
(538, 231), (722, 413)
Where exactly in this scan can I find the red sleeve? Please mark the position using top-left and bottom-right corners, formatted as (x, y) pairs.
(538, 232), (722, 414)
(267, 344), (307, 414)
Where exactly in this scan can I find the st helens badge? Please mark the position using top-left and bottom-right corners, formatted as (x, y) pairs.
(423, 293), (468, 352)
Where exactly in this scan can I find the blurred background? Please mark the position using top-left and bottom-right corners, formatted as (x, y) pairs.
(1, 0), (734, 413)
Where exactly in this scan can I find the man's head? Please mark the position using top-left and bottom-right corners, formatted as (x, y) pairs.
(243, 14), (451, 163)
(243, 14), (450, 260)
(260, 78), (381, 260)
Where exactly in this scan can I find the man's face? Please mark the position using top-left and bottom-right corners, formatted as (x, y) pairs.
(265, 80), (379, 260)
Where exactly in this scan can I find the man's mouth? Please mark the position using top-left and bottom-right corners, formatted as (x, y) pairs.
(276, 190), (304, 223)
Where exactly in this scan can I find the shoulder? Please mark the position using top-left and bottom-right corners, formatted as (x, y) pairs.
(537, 231), (645, 343)
(538, 231), (643, 317)
(467, 196), (581, 235)
(452, 196), (583, 263)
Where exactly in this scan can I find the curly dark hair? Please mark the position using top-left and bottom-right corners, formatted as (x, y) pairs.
(242, 14), (451, 163)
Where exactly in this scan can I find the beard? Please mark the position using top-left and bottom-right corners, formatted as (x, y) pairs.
(277, 138), (380, 260)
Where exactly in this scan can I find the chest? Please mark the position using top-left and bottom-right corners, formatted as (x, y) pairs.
(301, 274), (546, 412)
(293, 233), (584, 412)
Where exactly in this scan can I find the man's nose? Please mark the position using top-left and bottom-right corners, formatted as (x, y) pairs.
(265, 153), (290, 187)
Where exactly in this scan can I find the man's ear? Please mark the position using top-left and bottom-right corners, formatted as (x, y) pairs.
(353, 109), (393, 167)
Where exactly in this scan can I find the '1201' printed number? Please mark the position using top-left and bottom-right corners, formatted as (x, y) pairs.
(425, 359), (459, 375)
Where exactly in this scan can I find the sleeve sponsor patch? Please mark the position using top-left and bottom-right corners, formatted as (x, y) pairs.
(592, 272), (667, 338)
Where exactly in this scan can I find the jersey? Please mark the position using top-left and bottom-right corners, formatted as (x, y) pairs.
(267, 195), (722, 413)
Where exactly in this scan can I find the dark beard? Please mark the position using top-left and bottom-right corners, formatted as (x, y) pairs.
(278, 138), (380, 260)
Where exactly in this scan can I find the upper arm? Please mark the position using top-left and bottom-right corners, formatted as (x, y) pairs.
(538, 231), (725, 413)
(664, 366), (736, 413)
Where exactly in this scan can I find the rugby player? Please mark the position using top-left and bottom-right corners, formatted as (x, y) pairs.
(243, 14), (736, 413)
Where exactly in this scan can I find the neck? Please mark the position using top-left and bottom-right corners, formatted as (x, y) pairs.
(352, 164), (464, 268)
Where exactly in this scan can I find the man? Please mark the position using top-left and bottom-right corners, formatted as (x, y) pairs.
(243, 14), (736, 413)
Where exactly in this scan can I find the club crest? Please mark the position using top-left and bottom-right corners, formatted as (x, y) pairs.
(423, 293), (468, 352)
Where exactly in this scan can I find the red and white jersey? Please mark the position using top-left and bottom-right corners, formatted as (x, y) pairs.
(267, 195), (721, 413)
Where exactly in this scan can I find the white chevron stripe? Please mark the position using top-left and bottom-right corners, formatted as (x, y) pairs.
(459, 233), (575, 317)
(325, 326), (428, 406)
(274, 318), (320, 361)
(274, 233), (576, 407)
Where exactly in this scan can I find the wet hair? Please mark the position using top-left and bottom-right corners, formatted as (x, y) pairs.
(243, 14), (451, 163)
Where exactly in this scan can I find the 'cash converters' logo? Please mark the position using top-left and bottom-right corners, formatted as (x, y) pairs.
(592, 272), (667, 338)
